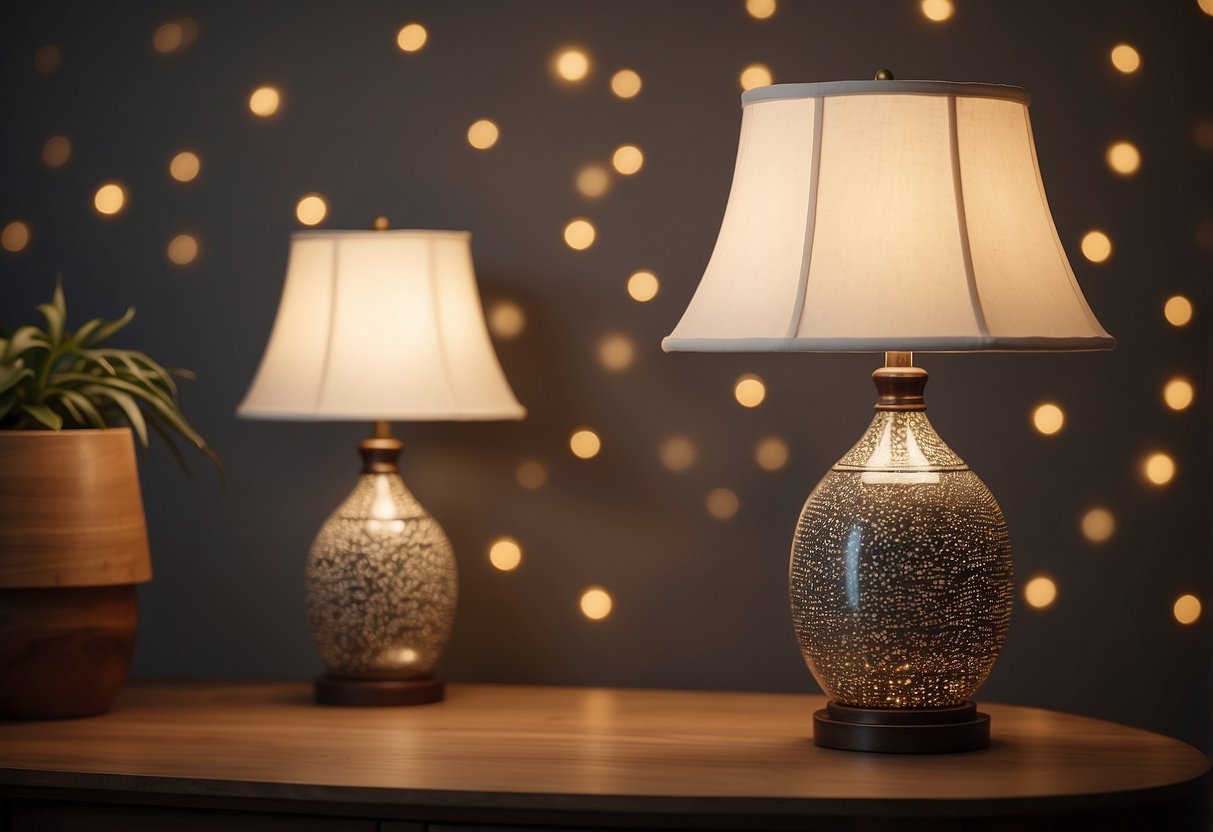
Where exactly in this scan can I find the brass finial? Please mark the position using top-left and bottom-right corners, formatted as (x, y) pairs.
(372, 216), (390, 231)
(874, 68), (895, 80)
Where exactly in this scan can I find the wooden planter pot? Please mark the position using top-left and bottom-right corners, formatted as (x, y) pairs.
(0, 428), (151, 719)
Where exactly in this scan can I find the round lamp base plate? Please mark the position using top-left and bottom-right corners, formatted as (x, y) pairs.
(813, 700), (990, 753)
(313, 674), (444, 707)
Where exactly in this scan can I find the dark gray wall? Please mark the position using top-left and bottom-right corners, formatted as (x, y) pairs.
(2, 0), (1210, 751)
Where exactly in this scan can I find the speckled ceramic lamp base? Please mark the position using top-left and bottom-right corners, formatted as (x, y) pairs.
(313, 674), (444, 707)
(812, 701), (990, 753)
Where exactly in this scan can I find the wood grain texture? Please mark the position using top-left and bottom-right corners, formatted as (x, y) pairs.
(0, 429), (150, 588)
(0, 682), (1207, 824)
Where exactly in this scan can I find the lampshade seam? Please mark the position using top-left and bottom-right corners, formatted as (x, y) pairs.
(429, 236), (462, 412)
(786, 95), (825, 339)
(313, 240), (341, 413)
(948, 95), (989, 339)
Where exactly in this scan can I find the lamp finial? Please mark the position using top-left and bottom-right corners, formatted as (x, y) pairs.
(372, 216), (390, 231)
(874, 68), (895, 80)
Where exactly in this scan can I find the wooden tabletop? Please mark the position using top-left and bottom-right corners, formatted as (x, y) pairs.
(0, 681), (1208, 822)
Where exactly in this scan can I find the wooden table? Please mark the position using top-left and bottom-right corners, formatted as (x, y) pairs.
(0, 681), (1208, 830)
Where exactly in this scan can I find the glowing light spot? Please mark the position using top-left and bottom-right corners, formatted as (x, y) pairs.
(733, 374), (766, 407)
(295, 194), (328, 226)
(488, 537), (522, 571)
(570, 428), (601, 459)
(167, 234), (198, 265)
(1024, 577), (1057, 609)
(33, 45), (61, 74)
(1032, 403), (1065, 436)
(488, 301), (526, 339)
(610, 69), (642, 98)
(627, 270), (659, 302)
(1195, 118), (1213, 153)
(1080, 230), (1112, 263)
(659, 436), (697, 472)
(746, 0), (777, 19)
(554, 48), (590, 82)
(93, 183), (126, 216)
(1174, 594), (1202, 625)
(576, 165), (611, 197)
(1110, 44), (1140, 74)
(154, 22), (183, 53)
(706, 488), (740, 520)
(580, 587), (612, 620)
(740, 63), (773, 91)
(564, 218), (596, 250)
(1143, 452), (1175, 486)
(169, 151), (200, 182)
(396, 23), (428, 52)
(755, 436), (789, 471)
(1081, 507), (1115, 544)
(1163, 377), (1194, 411)
(42, 136), (71, 168)
(597, 333), (635, 372)
(611, 144), (644, 175)
(1106, 141), (1140, 175)
(515, 459), (547, 490)
(467, 119), (499, 150)
(920, 0), (954, 21)
(2, 222), (30, 253)
(1164, 295), (1193, 327)
(248, 86), (281, 117)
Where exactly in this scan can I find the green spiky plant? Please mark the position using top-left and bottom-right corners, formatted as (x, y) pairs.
(0, 281), (220, 473)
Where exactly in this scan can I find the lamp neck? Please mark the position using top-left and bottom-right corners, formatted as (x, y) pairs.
(873, 356), (928, 412)
(360, 421), (402, 473)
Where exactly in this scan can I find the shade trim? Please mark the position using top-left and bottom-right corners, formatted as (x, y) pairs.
(662, 335), (1115, 353)
(289, 229), (471, 241)
(237, 405), (527, 422)
(742, 81), (1030, 106)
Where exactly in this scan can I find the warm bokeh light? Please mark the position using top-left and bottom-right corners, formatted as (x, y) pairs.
(515, 459), (547, 490)
(1174, 594), (1202, 625)
(169, 151), (200, 182)
(1080, 230), (1112, 263)
(1024, 577), (1057, 609)
(1081, 507), (1115, 544)
(610, 69), (642, 98)
(42, 135), (71, 168)
(167, 234), (198, 265)
(1201, 0), (1213, 16)
(658, 436), (697, 472)
(1163, 377), (1194, 411)
(488, 301), (526, 339)
(597, 333), (635, 372)
(733, 374), (767, 407)
(1143, 452), (1175, 486)
(1106, 141), (1140, 175)
(1164, 295), (1193, 327)
(396, 23), (427, 52)
(564, 218), (596, 250)
(1195, 118), (1213, 153)
(576, 165), (611, 197)
(466, 118), (500, 150)
(920, 0), (954, 22)
(755, 436), (789, 471)
(746, 0), (777, 19)
(580, 587), (613, 620)
(706, 488), (740, 520)
(295, 194), (328, 226)
(554, 48), (590, 82)
(739, 63), (773, 91)
(33, 45), (61, 74)
(248, 85), (281, 117)
(570, 428), (601, 459)
(627, 270), (659, 302)
(153, 22), (184, 53)
(611, 144), (644, 175)
(1032, 403), (1065, 435)
(1110, 43), (1141, 74)
(1, 221), (30, 253)
(93, 183), (126, 216)
(488, 537), (522, 571)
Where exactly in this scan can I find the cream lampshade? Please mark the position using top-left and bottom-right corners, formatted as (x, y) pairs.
(665, 77), (1113, 753)
(240, 227), (524, 707)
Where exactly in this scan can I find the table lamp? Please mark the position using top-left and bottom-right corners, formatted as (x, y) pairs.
(664, 75), (1113, 752)
(239, 224), (525, 706)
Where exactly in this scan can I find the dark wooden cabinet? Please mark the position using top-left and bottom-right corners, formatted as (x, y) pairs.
(1, 682), (1209, 831)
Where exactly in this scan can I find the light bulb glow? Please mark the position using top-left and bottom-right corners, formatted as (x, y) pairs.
(658, 436), (697, 472)
(554, 48), (590, 82)
(610, 69), (642, 98)
(1143, 452), (1175, 486)
(570, 428), (601, 459)
(295, 194), (328, 226)
(1, 222), (31, 253)
(627, 270), (659, 302)
(1106, 141), (1140, 175)
(920, 0), (954, 21)
(706, 488), (740, 520)
(1024, 577), (1057, 609)
(94, 183), (126, 216)
(1110, 44), (1141, 74)
(733, 374), (766, 407)
(249, 86), (281, 117)
(564, 218), (596, 250)
(170, 151), (200, 182)
(1081, 507), (1115, 544)
(1163, 377), (1194, 411)
(488, 301), (526, 339)
(611, 145), (644, 175)
(580, 587), (613, 620)
(396, 23), (427, 52)
(740, 63), (772, 91)
(488, 537), (522, 571)
(1081, 230), (1112, 263)
(755, 436), (789, 470)
(167, 234), (198, 265)
(1032, 403), (1065, 435)
(42, 136), (71, 168)
(467, 119), (500, 150)
(1174, 595), (1202, 625)
(1164, 295), (1193, 327)
(746, 0), (777, 19)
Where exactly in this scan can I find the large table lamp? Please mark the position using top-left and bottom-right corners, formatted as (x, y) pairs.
(239, 226), (525, 706)
(664, 76), (1113, 752)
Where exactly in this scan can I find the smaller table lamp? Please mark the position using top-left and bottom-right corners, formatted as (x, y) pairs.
(239, 225), (524, 706)
(665, 75), (1113, 752)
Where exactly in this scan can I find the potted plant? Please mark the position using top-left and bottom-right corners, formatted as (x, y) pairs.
(0, 282), (218, 718)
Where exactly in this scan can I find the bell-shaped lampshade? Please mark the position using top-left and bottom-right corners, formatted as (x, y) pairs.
(663, 80), (1114, 353)
(239, 230), (525, 421)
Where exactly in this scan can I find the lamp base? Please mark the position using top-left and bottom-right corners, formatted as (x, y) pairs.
(812, 700), (989, 753)
(313, 674), (444, 707)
